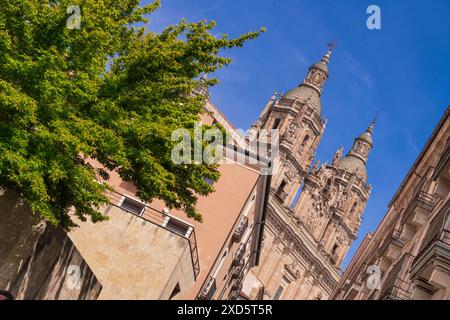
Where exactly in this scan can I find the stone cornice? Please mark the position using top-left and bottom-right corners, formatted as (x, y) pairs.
(266, 198), (340, 290)
(410, 240), (450, 279)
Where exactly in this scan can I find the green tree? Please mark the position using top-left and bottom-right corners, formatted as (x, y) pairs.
(0, 0), (264, 229)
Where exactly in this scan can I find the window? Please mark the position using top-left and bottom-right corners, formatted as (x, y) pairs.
(302, 135), (310, 145)
(165, 218), (191, 237)
(273, 285), (284, 300)
(332, 244), (339, 256)
(272, 118), (281, 130)
(323, 178), (332, 194)
(299, 135), (310, 154)
(120, 196), (145, 216)
(273, 276), (289, 300)
(277, 180), (287, 195)
(350, 202), (358, 217)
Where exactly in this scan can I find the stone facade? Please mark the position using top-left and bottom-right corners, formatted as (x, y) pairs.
(242, 48), (375, 300)
(331, 106), (450, 300)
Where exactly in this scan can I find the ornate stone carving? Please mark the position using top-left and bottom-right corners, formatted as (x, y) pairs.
(305, 200), (326, 232)
(337, 192), (350, 211)
(332, 146), (344, 165)
(285, 122), (299, 141)
(311, 161), (319, 173)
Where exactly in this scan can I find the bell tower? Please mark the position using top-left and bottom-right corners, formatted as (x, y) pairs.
(244, 45), (377, 300)
(293, 120), (375, 267)
(250, 47), (334, 207)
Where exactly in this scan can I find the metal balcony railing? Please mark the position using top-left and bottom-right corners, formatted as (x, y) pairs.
(380, 278), (413, 300)
(106, 189), (200, 279)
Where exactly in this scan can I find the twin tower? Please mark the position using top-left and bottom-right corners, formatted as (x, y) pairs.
(247, 48), (375, 300)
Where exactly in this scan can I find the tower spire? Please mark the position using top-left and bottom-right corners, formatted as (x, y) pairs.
(298, 43), (335, 97)
(321, 42), (335, 65)
(367, 112), (378, 134)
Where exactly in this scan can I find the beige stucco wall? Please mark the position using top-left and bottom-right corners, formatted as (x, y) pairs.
(68, 205), (195, 300)
(173, 163), (260, 299)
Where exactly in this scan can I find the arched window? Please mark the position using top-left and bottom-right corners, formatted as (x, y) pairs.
(302, 135), (310, 146)
(277, 180), (287, 195)
(323, 178), (332, 194)
(272, 118), (281, 130)
(299, 135), (310, 154)
(350, 202), (358, 217)
(332, 244), (339, 256)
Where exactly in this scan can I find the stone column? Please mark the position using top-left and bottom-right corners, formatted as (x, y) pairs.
(295, 265), (318, 300)
(264, 245), (291, 297)
(258, 236), (283, 288)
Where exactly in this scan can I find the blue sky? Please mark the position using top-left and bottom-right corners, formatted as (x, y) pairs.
(145, 0), (450, 269)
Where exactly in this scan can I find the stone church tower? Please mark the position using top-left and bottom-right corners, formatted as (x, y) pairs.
(244, 48), (375, 300)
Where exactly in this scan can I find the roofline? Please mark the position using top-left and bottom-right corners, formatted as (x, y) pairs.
(388, 105), (450, 207)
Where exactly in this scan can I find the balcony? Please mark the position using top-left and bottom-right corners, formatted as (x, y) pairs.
(379, 254), (414, 300)
(231, 262), (244, 280)
(410, 202), (450, 296)
(228, 284), (243, 300)
(233, 243), (246, 266)
(198, 276), (217, 300)
(228, 270), (245, 300)
(231, 274), (245, 291)
(380, 278), (413, 300)
(379, 228), (405, 262)
(402, 191), (439, 230)
(232, 216), (249, 243)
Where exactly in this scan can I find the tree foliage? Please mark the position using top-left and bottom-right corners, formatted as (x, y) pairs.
(0, 0), (264, 228)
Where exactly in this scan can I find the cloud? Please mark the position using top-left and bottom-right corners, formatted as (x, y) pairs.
(341, 51), (375, 89)
(196, 1), (223, 16)
(402, 128), (420, 154)
(292, 48), (309, 66)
